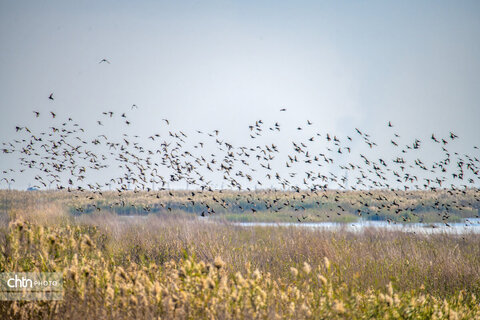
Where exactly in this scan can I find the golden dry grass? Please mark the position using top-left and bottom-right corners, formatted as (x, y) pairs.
(0, 198), (479, 319)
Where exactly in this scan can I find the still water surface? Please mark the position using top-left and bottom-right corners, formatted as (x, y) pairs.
(232, 218), (480, 234)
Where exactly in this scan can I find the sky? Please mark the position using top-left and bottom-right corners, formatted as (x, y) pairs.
(0, 0), (479, 190)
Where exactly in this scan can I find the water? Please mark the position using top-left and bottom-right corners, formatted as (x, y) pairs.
(231, 218), (480, 234)
(116, 215), (480, 234)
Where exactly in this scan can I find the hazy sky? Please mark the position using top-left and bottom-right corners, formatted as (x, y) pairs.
(1, 0), (479, 189)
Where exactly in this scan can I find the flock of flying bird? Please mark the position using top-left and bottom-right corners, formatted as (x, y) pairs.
(1, 60), (479, 224)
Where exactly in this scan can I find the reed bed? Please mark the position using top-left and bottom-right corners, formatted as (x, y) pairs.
(0, 203), (479, 319)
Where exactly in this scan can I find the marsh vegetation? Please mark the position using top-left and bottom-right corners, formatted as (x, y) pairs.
(1, 193), (479, 319)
